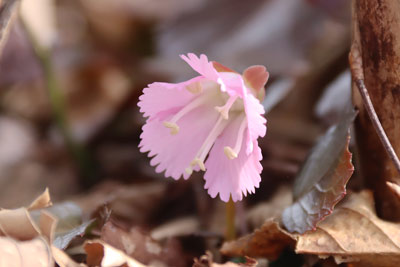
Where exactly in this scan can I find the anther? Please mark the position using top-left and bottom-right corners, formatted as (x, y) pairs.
(163, 121), (179, 135)
(224, 146), (238, 159)
(191, 158), (206, 171)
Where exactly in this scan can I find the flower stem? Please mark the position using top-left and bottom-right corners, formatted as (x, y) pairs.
(21, 19), (96, 187)
(225, 197), (236, 241)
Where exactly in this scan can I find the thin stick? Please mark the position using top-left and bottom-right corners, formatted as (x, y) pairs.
(225, 197), (236, 241)
(349, 45), (400, 176)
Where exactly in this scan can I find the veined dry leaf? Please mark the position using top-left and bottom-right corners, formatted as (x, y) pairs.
(28, 187), (52, 211)
(220, 220), (295, 260)
(194, 251), (257, 267)
(84, 239), (147, 267)
(296, 191), (400, 266)
(282, 108), (356, 233)
(0, 236), (54, 267)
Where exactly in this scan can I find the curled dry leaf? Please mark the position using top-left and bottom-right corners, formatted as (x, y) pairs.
(84, 239), (146, 267)
(194, 251), (257, 267)
(220, 220), (295, 260)
(282, 108), (356, 233)
(296, 191), (400, 266)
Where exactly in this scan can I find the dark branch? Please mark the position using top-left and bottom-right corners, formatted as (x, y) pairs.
(349, 45), (400, 176)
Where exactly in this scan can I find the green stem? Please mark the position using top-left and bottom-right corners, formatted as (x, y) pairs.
(21, 19), (95, 186)
(225, 197), (236, 241)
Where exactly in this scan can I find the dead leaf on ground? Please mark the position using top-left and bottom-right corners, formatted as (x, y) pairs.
(194, 251), (257, 267)
(387, 182), (400, 202)
(74, 181), (166, 224)
(0, 236), (54, 267)
(220, 219), (295, 260)
(84, 239), (147, 267)
(101, 221), (186, 267)
(296, 191), (400, 266)
(0, 188), (82, 267)
(282, 107), (356, 234)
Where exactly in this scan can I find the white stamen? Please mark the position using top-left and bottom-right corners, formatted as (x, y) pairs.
(224, 115), (247, 160)
(163, 121), (179, 135)
(215, 95), (238, 120)
(188, 116), (229, 171)
(163, 93), (209, 135)
(186, 81), (202, 94)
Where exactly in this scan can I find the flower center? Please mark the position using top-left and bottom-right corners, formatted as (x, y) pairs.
(162, 81), (248, 175)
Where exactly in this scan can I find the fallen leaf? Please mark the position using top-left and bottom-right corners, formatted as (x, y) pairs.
(220, 220), (295, 260)
(0, 236), (54, 267)
(296, 191), (400, 266)
(84, 239), (147, 267)
(74, 181), (166, 224)
(53, 219), (95, 250)
(282, 107), (356, 233)
(387, 181), (400, 202)
(101, 221), (186, 267)
(28, 187), (52, 211)
(194, 251), (257, 267)
(51, 245), (85, 267)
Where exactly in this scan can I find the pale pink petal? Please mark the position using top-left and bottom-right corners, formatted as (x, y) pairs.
(180, 53), (219, 81)
(204, 115), (263, 202)
(243, 93), (267, 154)
(139, 104), (220, 180)
(138, 76), (204, 119)
(243, 65), (269, 92)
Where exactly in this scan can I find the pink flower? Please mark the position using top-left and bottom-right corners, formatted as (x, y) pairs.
(138, 54), (268, 202)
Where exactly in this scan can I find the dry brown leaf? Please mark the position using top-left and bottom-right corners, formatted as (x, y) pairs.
(296, 191), (400, 266)
(101, 222), (186, 267)
(74, 181), (166, 224)
(282, 108), (356, 234)
(220, 219), (295, 260)
(0, 208), (41, 240)
(28, 187), (52, 211)
(51, 246), (85, 267)
(84, 239), (147, 267)
(194, 251), (257, 267)
(387, 182), (400, 202)
(0, 236), (54, 267)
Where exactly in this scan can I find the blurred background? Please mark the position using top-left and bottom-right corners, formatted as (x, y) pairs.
(0, 0), (351, 264)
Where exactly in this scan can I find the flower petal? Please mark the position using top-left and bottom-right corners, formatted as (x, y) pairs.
(138, 77), (203, 119)
(139, 104), (220, 180)
(204, 115), (263, 202)
(180, 53), (219, 81)
(243, 93), (267, 154)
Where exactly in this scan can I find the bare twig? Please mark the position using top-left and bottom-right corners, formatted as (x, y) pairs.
(349, 45), (400, 176)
